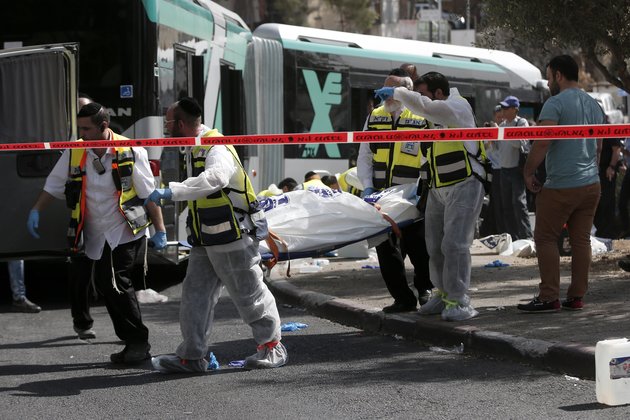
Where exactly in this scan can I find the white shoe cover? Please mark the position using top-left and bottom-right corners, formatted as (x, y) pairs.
(244, 342), (288, 369)
(151, 354), (208, 373)
(419, 294), (445, 315)
(441, 304), (479, 321)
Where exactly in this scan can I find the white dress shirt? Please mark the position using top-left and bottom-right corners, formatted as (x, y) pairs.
(44, 146), (155, 260)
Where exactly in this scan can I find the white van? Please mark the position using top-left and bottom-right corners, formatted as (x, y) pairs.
(588, 92), (624, 124)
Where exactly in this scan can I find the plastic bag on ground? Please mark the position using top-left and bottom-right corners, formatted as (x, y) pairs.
(479, 233), (513, 255)
(591, 236), (610, 255)
(511, 239), (536, 257)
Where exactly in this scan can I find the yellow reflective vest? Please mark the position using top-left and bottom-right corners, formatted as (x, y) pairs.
(338, 167), (361, 196)
(424, 139), (489, 189)
(366, 106), (430, 189)
(66, 133), (151, 252)
(186, 129), (259, 246)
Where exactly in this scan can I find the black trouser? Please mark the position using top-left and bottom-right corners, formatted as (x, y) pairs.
(480, 168), (504, 236)
(93, 238), (148, 345)
(375, 220), (432, 306)
(69, 254), (94, 331)
(619, 170), (630, 233)
(594, 171), (617, 239)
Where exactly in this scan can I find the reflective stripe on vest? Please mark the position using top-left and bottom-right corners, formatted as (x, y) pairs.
(67, 150), (88, 251)
(427, 140), (488, 188)
(424, 95), (489, 189)
(187, 131), (258, 246)
(366, 106), (428, 189)
(67, 135), (150, 251)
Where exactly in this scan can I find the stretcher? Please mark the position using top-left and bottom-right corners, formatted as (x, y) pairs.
(257, 184), (421, 270)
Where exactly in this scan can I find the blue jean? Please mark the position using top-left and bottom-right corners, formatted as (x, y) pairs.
(500, 167), (533, 240)
(8, 260), (25, 301)
(425, 176), (485, 303)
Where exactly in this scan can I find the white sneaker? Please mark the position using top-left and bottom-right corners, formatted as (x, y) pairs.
(418, 294), (445, 315)
(136, 288), (169, 304)
(244, 341), (288, 369)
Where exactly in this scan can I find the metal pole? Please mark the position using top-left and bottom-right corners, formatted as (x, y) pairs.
(466, 0), (471, 30)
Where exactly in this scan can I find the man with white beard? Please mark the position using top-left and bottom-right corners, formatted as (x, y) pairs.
(357, 69), (433, 314)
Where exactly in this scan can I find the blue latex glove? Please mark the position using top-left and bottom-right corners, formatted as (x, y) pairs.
(362, 187), (376, 197)
(27, 209), (40, 239)
(148, 231), (167, 250)
(207, 351), (220, 370)
(374, 86), (395, 102)
(281, 322), (309, 332)
(144, 188), (172, 206)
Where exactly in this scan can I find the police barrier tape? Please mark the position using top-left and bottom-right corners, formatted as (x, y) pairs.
(2, 123), (630, 152)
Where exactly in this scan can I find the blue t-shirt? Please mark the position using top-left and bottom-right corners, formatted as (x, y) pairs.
(537, 88), (605, 188)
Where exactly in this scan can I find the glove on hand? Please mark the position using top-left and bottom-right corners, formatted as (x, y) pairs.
(144, 188), (172, 206)
(148, 231), (167, 250)
(27, 209), (40, 239)
(374, 87), (395, 102)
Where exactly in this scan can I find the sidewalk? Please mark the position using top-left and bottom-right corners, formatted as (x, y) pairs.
(265, 239), (630, 379)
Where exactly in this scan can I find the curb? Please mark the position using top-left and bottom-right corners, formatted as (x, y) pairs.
(266, 278), (595, 379)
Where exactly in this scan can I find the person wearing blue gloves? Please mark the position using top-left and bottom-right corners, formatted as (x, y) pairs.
(27, 102), (166, 364)
(149, 97), (287, 373)
(357, 69), (432, 314)
(374, 71), (487, 321)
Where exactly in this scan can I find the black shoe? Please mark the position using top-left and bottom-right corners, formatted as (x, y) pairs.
(382, 302), (417, 313)
(12, 297), (41, 313)
(517, 297), (560, 313)
(418, 290), (432, 306)
(73, 326), (96, 340)
(110, 343), (151, 365)
(619, 259), (630, 272)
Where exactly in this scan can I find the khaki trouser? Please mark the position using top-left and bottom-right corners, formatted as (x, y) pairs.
(534, 183), (600, 301)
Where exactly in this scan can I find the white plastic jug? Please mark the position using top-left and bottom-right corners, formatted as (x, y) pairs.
(596, 338), (630, 406)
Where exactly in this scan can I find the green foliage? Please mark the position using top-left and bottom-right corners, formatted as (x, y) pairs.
(324, 0), (378, 33)
(268, 0), (310, 26)
(479, 0), (630, 90)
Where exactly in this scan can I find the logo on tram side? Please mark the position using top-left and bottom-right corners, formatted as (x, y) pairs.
(302, 69), (343, 158)
(302, 69), (342, 132)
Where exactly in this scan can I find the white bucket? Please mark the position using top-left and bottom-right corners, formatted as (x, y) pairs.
(596, 338), (630, 405)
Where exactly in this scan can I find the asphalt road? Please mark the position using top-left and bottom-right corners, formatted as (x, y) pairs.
(2, 271), (629, 420)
